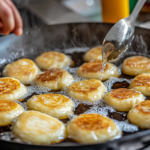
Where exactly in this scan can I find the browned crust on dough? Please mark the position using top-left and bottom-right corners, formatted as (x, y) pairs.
(16, 111), (63, 131)
(86, 47), (102, 56)
(35, 94), (70, 108)
(134, 100), (150, 114)
(0, 100), (17, 112)
(132, 75), (150, 86)
(36, 69), (63, 82)
(69, 79), (101, 94)
(73, 114), (113, 130)
(0, 78), (20, 94)
(36, 52), (65, 63)
(109, 88), (140, 99)
(80, 61), (108, 73)
(4, 59), (36, 76)
(125, 56), (150, 69)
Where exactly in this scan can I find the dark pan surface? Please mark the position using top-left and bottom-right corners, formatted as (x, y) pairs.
(0, 23), (150, 150)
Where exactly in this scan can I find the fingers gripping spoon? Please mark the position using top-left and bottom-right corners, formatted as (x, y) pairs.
(102, 0), (146, 66)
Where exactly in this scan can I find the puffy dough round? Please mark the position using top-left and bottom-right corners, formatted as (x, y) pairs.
(83, 46), (102, 62)
(77, 61), (119, 81)
(2, 58), (40, 84)
(12, 111), (66, 145)
(34, 68), (74, 90)
(27, 93), (74, 119)
(128, 100), (150, 128)
(67, 79), (106, 102)
(35, 51), (71, 70)
(104, 88), (145, 111)
(0, 100), (24, 126)
(129, 73), (150, 96)
(0, 77), (27, 101)
(67, 114), (119, 144)
(122, 56), (150, 76)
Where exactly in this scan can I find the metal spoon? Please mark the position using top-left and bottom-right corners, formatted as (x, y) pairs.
(102, 0), (146, 65)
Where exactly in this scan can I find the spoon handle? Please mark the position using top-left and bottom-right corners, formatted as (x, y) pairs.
(129, 0), (146, 22)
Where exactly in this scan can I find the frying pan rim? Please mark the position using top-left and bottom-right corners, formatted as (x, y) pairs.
(0, 129), (150, 147)
(0, 22), (150, 148)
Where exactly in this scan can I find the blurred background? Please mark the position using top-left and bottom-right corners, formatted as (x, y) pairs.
(12, 0), (150, 29)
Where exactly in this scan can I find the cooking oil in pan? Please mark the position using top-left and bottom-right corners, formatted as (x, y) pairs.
(0, 47), (148, 144)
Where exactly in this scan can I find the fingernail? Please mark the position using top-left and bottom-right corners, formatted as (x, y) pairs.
(15, 28), (23, 36)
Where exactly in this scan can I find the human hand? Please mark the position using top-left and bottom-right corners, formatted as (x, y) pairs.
(0, 0), (23, 36)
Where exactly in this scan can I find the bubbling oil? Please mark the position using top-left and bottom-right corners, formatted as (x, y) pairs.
(0, 47), (147, 144)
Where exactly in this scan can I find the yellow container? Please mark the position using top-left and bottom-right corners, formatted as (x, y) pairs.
(101, 0), (130, 23)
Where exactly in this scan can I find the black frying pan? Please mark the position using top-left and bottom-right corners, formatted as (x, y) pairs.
(0, 23), (150, 150)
